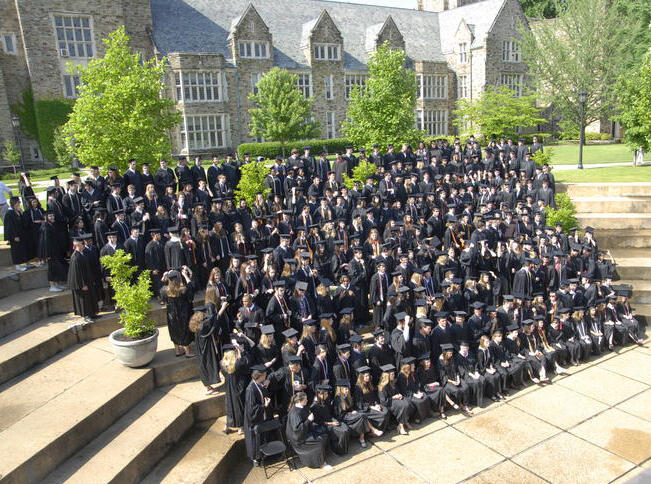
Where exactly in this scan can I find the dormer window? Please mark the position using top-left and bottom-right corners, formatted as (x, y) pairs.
(238, 41), (269, 59)
(313, 43), (340, 61)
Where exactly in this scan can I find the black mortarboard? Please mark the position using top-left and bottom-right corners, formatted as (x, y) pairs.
(440, 343), (454, 351)
(336, 343), (351, 352)
(261, 324), (275, 335)
(272, 280), (286, 288)
(282, 328), (298, 338)
(340, 307), (354, 315)
(506, 324), (519, 332)
(356, 366), (371, 374)
(380, 364), (396, 372)
(395, 311), (407, 321)
(402, 356), (416, 365)
(316, 384), (332, 392)
(287, 355), (302, 364)
(295, 281), (308, 291)
(335, 379), (350, 387)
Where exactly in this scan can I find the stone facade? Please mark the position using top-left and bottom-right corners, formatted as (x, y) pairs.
(0, 0), (533, 160)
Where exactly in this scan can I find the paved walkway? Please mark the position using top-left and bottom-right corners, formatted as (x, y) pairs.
(232, 340), (651, 484)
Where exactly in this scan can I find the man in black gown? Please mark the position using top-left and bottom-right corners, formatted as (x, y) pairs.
(68, 237), (99, 323)
(244, 365), (272, 466)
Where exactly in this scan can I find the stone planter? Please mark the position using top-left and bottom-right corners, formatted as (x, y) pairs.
(109, 328), (159, 368)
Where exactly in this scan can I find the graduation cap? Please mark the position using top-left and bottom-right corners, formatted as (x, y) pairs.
(397, 286), (410, 294)
(282, 328), (299, 340)
(261, 324), (275, 335)
(453, 311), (467, 317)
(486, 305), (497, 312)
(373, 328), (385, 337)
(340, 307), (354, 315)
(72, 236), (85, 243)
(470, 301), (485, 309)
(380, 364), (396, 372)
(106, 231), (118, 236)
(413, 286), (426, 294)
(349, 334), (363, 344)
(316, 384), (332, 393)
(506, 323), (520, 332)
(521, 319), (535, 326)
(319, 278), (333, 287)
(167, 224), (180, 233)
(336, 343), (351, 352)
(295, 281), (308, 291)
(302, 318), (317, 326)
(435, 311), (449, 319)
(417, 352), (431, 362)
(440, 343), (454, 352)
(584, 226), (595, 233)
(419, 318), (434, 326)
(250, 364), (267, 373)
(133, 196), (144, 204)
(356, 365), (371, 374)
(335, 379), (351, 387)
(402, 356), (416, 365)
(148, 228), (161, 235)
(415, 299), (427, 307)
(272, 280), (286, 288)
(459, 340), (471, 347)
(395, 311), (407, 321)
(287, 355), (302, 365)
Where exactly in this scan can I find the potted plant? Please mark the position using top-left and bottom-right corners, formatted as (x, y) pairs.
(101, 249), (158, 367)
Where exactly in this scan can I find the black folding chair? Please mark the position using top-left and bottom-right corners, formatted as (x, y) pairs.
(254, 418), (292, 479)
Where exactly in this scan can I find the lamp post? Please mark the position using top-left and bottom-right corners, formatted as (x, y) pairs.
(10, 115), (25, 172)
(577, 90), (587, 170)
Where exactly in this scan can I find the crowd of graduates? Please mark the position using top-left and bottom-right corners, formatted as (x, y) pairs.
(2, 135), (645, 470)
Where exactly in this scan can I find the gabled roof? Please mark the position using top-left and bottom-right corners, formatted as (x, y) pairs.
(438, 0), (506, 53)
(300, 9), (340, 48)
(228, 3), (268, 41)
(151, 0), (446, 69)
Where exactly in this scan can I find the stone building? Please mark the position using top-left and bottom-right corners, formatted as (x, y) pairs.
(0, 0), (530, 161)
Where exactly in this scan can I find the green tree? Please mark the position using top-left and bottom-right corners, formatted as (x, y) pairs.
(342, 42), (423, 151)
(453, 85), (546, 139)
(235, 160), (271, 207)
(63, 27), (180, 172)
(248, 68), (320, 157)
(2, 140), (21, 175)
(544, 193), (578, 233)
(343, 160), (379, 189)
(616, 51), (651, 153)
(518, 0), (563, 18)
(520, 0), (646, 138)
(52, 126), (73, 168)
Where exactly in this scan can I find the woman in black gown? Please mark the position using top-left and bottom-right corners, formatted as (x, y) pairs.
(439, 344), (473, 417)
(220, 343), (252, 434)
(160, 267), (196, 357)
(396, 357), (430, 423)
(333, 379), (374, 448)
(353, 366), (390, 432)
(416, 354), (446, 419)
(286, 392), (331, 470)
(312, 384), (350, 454)
(190, 306), (224, 393)
(377, 364), (414, 435)
(476, 335), (505, 402)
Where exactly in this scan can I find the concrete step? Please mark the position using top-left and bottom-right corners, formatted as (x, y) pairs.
(41, 383), (224, 484)
(571, 196), (651, 214)
(576, 213), (651, 230)
(0, 287), (72, 339)
(617, 280), (651, 304)
(0, 265), (49, 299)
(560, 182), (651, 198)
(594, 229), (651, 249)
(0, 347), (155, 484)
(0, 243), (12, 266)
(611, 250), (651, 281)
(142, 416), (244, 484)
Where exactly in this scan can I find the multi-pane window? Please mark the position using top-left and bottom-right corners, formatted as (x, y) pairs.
(501, 73), (524, 97)
(324, 75), (334, 100)
(458, 42), (468, 63)
(251, 72), (263, 94)
(325, 112), (336, 139)
(502, 41), (521, 62)
(181, 114), (230, 150)
(313, 43), (340, 60)
(174, 71), (223, 103)
(54, 15), (93, 58)
(417, 110), (448, 136)
(238, 41), (269, 59)
(418, 74), (448, 99)
(63, 75), (81, 99)
(345, 74), (367, 100)
(296, 73), (312, 98)
(457, 75), (469, 98)
(2, 33), (16, 55)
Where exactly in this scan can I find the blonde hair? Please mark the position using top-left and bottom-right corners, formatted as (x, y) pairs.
(320, 318), (337, 342)
(356, 374), (373, 394)
(221, 349), (237, 374)
(189, 311), (204, 333)
(335, 386), (352, 411)
(205, 285), (219, 305)
(259, 333), (273, 349)
(479, 335), (490, 349)
(377, 372), (391, 392)
(400, 363), (412, 377)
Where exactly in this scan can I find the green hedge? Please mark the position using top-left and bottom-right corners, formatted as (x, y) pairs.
(34, 99), (74, 162)
(423, 133), (552, 147)
(237, 137), (352, 159)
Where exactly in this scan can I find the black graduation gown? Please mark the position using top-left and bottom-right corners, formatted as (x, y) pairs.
(83, 245), (104, 304)
(67, 250), (98, 317)
(439, 358), (471, 406)
(164, 239), (188, 270)
(286, 406), (328, 468)
(160, 283), (195, 345)
(145, 239), (166, 297)
(4, 209), (29, 264)
(244, 380), (270, 460)
(332, 396), (367, 438)
(416, 365), (445, 409)
(378, 382), (414, 424)
(313, 400), (351, 454)
(476, 348), (502, 397)
(396, 373), (431, 420)
(353, 385), (390, 430)
(196, 308), (227, 387)
(223, 355), (250, 428)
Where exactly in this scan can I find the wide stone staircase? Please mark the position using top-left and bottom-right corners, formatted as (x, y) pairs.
(561, 182), (651, 324)
(0, 244), (244, 484)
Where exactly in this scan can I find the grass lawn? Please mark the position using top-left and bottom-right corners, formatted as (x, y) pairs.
(549, 143), (644, 165)
(554, 165), (651, 183)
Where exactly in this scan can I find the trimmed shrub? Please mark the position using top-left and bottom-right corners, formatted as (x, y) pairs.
(343, 160), (379, 189)
(237, 138), (352, 159)
(544, 193), (578, 233)
(34, 99), (74, 162)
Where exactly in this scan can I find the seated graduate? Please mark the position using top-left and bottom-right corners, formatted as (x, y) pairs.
(476, 335), (506, 402)
(617, 290), (644, 345)
(501, 324), (531, 387)
(353, 366), (390, 432)
(571, 307), (593, 363)
(547, 317), (571, 368)
(439, 343), (473, 417)
(333, 379), (378, 449)
(286, 391), (332, 470)
(586, 305), (606, 355)
(244, 364), (272, 466)
(396, 356), (431, 423)
(415, 353), (446, 419)
(455, 341), (485, 408)
(489, 330), (525, 391)
(535, 315), (569, 375)
(520, 319), (550, 383)
(311, 383), (350, 454)
(377, 363), (414, 435)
